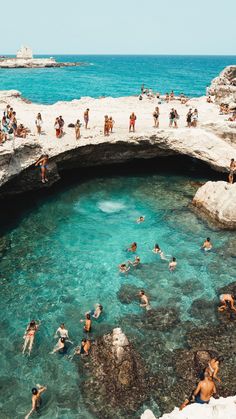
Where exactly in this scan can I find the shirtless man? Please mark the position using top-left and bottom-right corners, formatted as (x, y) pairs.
(139, 290), (150, 310)
(71, 338), (91, 359)
(218, 294), (236, 312)
(84, 108), (89, 129)
(228, 158), (236, 184)
(192, 371), (216, 404)
(201, 237), (212, 251)
(136, 216), (145, 223)
(22, 320), (40, 355)
(80, 313), (92, 333)
(119, 263), (130, 273)
(35, 154), (49, 184)
(127, 242), (137, 252)
(129, 256), (141, 267)
(25, 384), (47, 419)
(206, 356), (224, 383)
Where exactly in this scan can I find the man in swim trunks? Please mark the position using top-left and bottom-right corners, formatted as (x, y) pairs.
(218, 294), (236, 312)
(35, 154), (49, 184)
(129, 113), (137, 132)
(192, 370), (216, 404)
(228, 158), (236, 184)
(201, 237), (212, 251)
(25, 384), (47, 419)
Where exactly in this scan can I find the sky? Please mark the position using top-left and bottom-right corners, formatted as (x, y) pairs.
(1, 0), (236, 55)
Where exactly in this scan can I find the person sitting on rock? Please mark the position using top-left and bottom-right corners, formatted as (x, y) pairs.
(218, 294), (236, 312)
(201, 237), (212, 251)
(205, 356), (224, 383)
(139, 290), (151, 310)
(192, 370), (216, 404)
(119, 263), (130, 274)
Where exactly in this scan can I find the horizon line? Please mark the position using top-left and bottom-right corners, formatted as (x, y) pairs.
(1, 53), (236, 57)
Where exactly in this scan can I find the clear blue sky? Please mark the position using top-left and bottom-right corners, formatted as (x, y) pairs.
(2, 0), (236, 55)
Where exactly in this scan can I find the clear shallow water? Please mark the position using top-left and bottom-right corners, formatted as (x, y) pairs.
(0, 55), (236, 104)
(0, 174), (235, 418)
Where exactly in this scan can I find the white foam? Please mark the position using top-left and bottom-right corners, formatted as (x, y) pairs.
(98, 201), (126, 213)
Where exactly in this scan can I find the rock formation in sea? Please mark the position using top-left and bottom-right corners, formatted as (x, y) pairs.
(80, 328), (155, 418)
(208, 65), (236, 108)
(192, 181), (236, 229)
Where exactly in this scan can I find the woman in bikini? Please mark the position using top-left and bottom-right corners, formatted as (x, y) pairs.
(35, 154), (49, 184)
(35, 113), (43, 136)
(22, 320), (39, 355)
(75, 119), (81, 140)
(129, 113), (137, 132)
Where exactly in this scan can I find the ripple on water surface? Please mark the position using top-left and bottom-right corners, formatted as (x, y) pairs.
(0, 174), (235, 417)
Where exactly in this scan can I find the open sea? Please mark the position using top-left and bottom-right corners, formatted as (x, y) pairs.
(0, 56), (236, 418)
(0, 55), (236, 104)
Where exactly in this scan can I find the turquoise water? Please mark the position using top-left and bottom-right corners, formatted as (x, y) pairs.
(0, 173), (235, 418)
(0, 55), (236, 104)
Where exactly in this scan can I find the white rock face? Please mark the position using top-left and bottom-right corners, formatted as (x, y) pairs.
(208, 65), (236, 106)
(142, 396), (236, 419)
(16, 45), (33, 59)
(193, 181), (236, 229)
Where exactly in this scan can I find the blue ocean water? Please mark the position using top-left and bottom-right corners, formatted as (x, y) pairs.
(0, 55), (236, 104)
(0, 174), (235, 418)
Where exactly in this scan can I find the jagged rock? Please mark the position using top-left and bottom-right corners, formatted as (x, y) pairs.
(193, 181), (236, 229)
(117, 284), (140, 304)
(208, 65), (236, 106)
(218, 281), (236, 296)
(81, 328), (153, 418)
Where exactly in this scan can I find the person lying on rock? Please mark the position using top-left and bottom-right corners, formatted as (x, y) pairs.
(206, 356), (224, 383)
(218, 294), (236, 312)
(192, 370), (216, 404)
(201, 237), (212, 251)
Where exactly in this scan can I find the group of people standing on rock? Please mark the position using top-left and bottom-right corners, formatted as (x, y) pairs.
(22, 304), (103, 418)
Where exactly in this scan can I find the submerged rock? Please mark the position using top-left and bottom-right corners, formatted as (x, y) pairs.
(81, 328), (153, 418)
(117, 284), (140, 304)
(193, 181), (236, 229)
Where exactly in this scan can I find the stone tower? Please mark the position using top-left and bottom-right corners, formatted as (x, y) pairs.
(16, 46), (33, 59)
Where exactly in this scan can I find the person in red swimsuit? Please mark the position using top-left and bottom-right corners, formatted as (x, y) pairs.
(129, 112), (137, 132)
(22, 320), (40, 355)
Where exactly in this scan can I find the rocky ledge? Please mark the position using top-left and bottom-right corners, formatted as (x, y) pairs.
(208, 65), (236, 108)
(0, 57), (85, 68)
(193, 181), (236, 229)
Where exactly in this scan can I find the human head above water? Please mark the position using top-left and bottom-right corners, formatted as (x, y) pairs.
(207, 237), (211, 242)
(32, 388), (38, 395)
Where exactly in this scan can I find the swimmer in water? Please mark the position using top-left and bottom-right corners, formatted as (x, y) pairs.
(201, 237), (212, 251)
(127, 242), (137, 252)
(129, 256), (141, 267)
(50, 337), (67, 354)
(24, 385), (47, 419)
(22, 320), (40, 355)
(70, 338), (91, 359)
(80, 313), (92, 333)
(152, 243), (166, 260)
(218, 294), (236, 312)
(54, 323), (69, 340)
(119, 263), (130, 273)
(139, 290), (151, 310)
(136, 216), (145, 223)
(169, 257), (177, 271)
(90, 304), (103, 319)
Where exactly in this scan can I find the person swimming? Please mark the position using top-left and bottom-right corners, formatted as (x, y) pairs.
(87, 304), (103, 319)
(201, 237), (212, 251)
(139, 290), (151, 310)
(129, 256), (141, 267)
(22, 320), (40, 355)
(50, 337), (68, 354)
(136, 216), (145, 223)
(152, 243), (166, 260)
(169, 257), (177, 271)
(119, 263), (130, 273)
(80, 313), (92, 333)
(127, 242), (137, 252)
(54, 323), (70, 340)
(70, 338), (91, 359)
(24, 385), (47, 419)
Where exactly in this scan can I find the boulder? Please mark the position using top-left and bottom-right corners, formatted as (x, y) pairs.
(117, 284), (140, 304)
(81, 328), (153, 418)
(192, 181), (236, 229)
(208, 65), (236, 106)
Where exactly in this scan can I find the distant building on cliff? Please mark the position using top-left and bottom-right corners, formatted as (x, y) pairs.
(16, 46), (33, 60)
